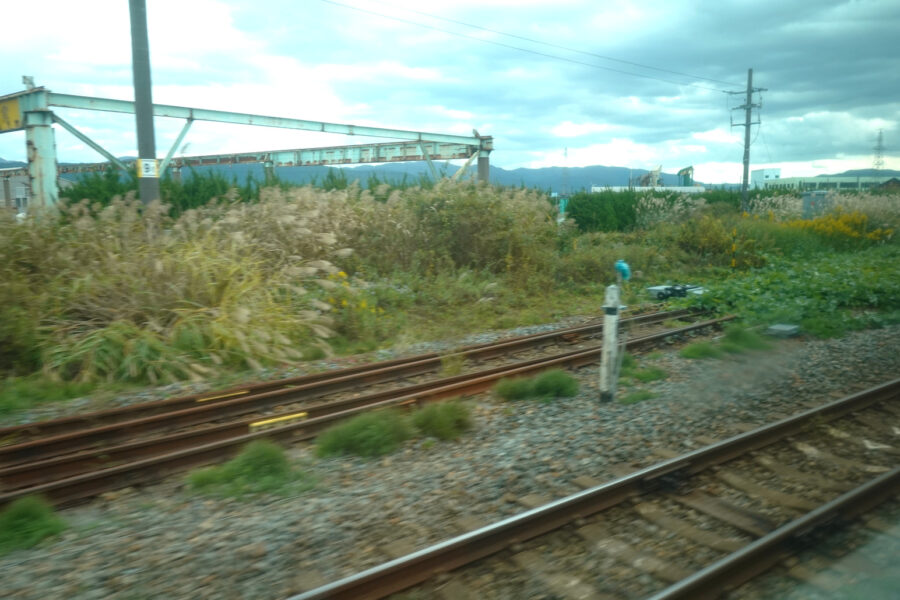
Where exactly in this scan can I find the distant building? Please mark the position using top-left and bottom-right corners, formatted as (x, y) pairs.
(1, 172), (74, 213)
(758, 175), (896, 191)
(877, 177), (900, 191)
(751, 168), (781, 188)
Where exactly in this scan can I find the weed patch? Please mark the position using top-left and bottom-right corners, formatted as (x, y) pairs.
(0, 496), (66, 554)
(495, 369), (579, 400)
(494, 377), (536, 400)
(679, 342), (723, 359)
(413, 400), (472, 440)
(439, 353), (467, 377)
(629, 366), (668, 382)
(532, 369), (579, 398)
(721, 325), (771, 352)
(0, 377), (96, 416)
(316, 409), (412, 457)
(187, 440), (311, 497)
(620, 390), (656, 404)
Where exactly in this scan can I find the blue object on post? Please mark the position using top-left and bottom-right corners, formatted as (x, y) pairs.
(615, 259), (631, 282)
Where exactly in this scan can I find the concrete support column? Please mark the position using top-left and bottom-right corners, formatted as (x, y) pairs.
(172, 167), (182, 183)
(2, 176), (11, 209)
(264, 160), (276, 185)
(477, 154), (490, 183)
(25, 110), (59, 210)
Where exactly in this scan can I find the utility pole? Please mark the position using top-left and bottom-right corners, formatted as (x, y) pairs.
(129, 0), (160, 205)
(729, 69), (766, 213)
(873, 129), (885, 172)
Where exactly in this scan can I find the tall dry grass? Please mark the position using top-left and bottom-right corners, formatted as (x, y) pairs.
(2, 193), (349, 383)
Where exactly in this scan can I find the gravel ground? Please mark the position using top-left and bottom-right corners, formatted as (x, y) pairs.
(2, 323), (899, 600)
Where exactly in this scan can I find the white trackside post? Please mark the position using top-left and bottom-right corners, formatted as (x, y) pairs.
(599, 283), (620, 402)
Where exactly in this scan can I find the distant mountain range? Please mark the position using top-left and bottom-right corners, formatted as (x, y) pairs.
(2, 157), (898, 192)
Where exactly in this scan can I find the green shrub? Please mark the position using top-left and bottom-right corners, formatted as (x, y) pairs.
(679, 342), (722, 359)
(567, 190), (639, 232)
(619, 390), (656, 404)
(412, 400), (472, 440)
(494, 377), (535, 400)
(316, 409), (413, 457)
(494, 369), (579, 400)
(0, 496), (66, 554)
(532, 369), (579, 398)
(187, 440), (309, 497)
(690, 245), (900, 337)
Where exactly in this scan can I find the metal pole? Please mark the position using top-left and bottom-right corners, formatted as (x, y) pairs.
(129, 0), (160, 204)
(740, 68), (753, 214)
(599, 284), (621, 402)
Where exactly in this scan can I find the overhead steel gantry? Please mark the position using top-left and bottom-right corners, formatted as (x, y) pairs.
(0, 83), (493, 208)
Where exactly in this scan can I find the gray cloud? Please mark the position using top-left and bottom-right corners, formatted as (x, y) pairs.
(1, 0), (898, 180)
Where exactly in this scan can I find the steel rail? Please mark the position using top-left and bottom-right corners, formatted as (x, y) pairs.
(646, 467), (900, 600)
(287, 378), (900, 600)
(0, 317), (729, 506)
(0, 309), (693, 466)
(0, 308), (691, 446)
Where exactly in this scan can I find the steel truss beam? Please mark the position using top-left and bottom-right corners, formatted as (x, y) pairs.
(1, 86), (493, 208)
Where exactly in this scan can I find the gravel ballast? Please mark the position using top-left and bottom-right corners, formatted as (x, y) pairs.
(2, 324), (899, 600)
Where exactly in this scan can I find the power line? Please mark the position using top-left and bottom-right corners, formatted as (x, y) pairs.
(370, 0), (743, 87)
(318, 0), (731, 93)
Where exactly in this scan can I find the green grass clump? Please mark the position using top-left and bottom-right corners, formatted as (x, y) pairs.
(412, 400), (472, 440)
(679, 342), (723, 359)
(0, 377), (96, 416)
(619, 390), (656, 404)
(722, 325), (771, 352)
(494, 377), (535, 400)
(532, 369), (580, 398)
(0, 496), (66, 555)
(629, 366), (668, 382)
(494, 369), (579, 401)
(439, 353), (467, 377)
(187, 440), (310, 497)
(316, 409), (412, 458)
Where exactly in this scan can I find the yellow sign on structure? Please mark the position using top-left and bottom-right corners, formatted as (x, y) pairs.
(0, 98), (22, 132)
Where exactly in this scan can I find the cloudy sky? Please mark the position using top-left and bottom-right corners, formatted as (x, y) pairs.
(1, 0), (898, 183)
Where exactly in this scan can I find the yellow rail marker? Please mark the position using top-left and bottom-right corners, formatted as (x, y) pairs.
(196, 390), (249, 403)
(250, 412), (308, 429)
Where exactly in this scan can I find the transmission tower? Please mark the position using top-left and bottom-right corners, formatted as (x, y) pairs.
(873, 129), (885, 171)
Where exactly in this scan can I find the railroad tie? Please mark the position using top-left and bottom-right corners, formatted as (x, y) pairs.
(753, 456), (849, 492)
(671, 490), (775, 538)
(714, 469), (818, 511)
(511, 549), (614, 600)
(632, 502), (746, 553)
(576, 524), (692, 583)
(793, 442), (891, 474)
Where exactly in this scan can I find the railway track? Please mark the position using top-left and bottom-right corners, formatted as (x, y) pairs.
(0, 309), (722, 507)
(288, 378), (900, 600)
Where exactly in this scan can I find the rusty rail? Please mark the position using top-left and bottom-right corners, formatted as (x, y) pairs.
(287, 378), (900, 600)
(0, 316), (728, 506)
(0, 308), (692, 452)
(647, 467), (900, 600)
